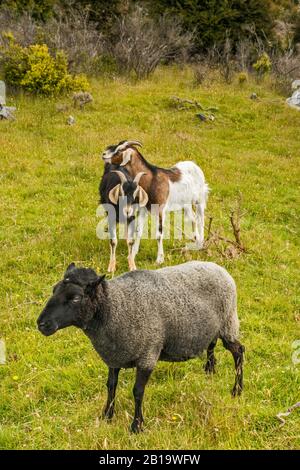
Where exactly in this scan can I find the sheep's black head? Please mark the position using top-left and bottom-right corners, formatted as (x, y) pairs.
(109, 170), (148, 217)
(37, 263), (105, 336)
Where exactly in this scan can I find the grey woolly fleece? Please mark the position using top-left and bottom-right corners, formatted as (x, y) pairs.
(85, 261), (239, 370)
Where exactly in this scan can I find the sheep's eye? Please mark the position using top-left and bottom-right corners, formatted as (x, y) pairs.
(71, 296), (81, 304)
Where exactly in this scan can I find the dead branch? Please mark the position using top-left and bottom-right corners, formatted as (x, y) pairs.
(276, 401), (300, 427)
(171, 96), (219, 112)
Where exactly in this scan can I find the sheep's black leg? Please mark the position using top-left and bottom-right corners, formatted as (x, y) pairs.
(204, 339), (217, 374)
(103, 367), (120, 420)
(222, 339), (245, 397)
(131, 367), (152, 433)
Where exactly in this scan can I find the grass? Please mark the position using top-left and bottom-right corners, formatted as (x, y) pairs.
(0, 66), (299, 450)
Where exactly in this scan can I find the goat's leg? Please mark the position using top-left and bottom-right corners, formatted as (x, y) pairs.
(222, 338), (245, 396)
(107, 218), (117, 273)
(185, 205), (201, 245)
(132, 208), (147, 257)
(195, 203), (206, 248)
(127, 217), (136, 271)
(156, 210), (165, 264)
(131, 367), (153, 433)
(102, 367), (120, 420)
(204, 338), (218, 374)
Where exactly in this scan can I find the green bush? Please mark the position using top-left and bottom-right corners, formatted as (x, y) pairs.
(238, 71), (248, 85)
(0, 36), (90, 95)
(253, 52), (272, 78)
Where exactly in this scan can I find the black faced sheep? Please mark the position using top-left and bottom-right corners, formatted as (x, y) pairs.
(37, 261), (245, 433)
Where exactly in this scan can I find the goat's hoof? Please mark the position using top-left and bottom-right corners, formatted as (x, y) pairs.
(128, 260), (137, 271)
(107, 263), (116, 273)
(155, 257), (164, 265)
(130, 420), (143, 434)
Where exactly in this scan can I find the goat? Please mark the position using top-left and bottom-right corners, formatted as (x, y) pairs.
(99, 165), (148, 272)
(102, 140), (209, 264)
(37, 261), (245, 433)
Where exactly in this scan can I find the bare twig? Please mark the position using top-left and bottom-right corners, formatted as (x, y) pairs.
(276, 401), (300, 427)
(230, 210), (243, 247)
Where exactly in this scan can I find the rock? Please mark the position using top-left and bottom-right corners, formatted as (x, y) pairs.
(286, 89), (300, 110)
(0, 80), (6, 105)
(196, 113), (207, 121)
(67, 115), (75, 125)
(292, 80), (300, 91)
(250, 92), (258, 100)
(0, 104), (16, 120)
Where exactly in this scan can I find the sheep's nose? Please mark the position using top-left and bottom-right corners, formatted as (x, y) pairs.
(37, 319), (51, 330)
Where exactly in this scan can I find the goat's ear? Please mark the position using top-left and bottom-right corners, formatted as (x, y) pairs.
(84, 275), (106, 296)
(137, 187), (148, 207)
(119, 148), (132, 166)
(108, 184), (121, 204)
(66, 262), (76, 273)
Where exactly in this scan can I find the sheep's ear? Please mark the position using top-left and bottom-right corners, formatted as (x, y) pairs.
(85, 275), (106, 296)
(137, 186), (148, 207)
(66, 262), (76, 273)
(119, 149), (132, 166)
(108, 184), (121, 205)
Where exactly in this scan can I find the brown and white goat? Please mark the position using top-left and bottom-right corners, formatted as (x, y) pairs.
(102, 140), (209, 264)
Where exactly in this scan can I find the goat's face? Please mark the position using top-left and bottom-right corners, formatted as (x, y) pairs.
(102, 140), (142, 166)
(37, 264), (105, 336)
(109, 171), (148, 217)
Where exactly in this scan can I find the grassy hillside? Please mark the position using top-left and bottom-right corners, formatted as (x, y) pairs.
(0, 67), (299, 450)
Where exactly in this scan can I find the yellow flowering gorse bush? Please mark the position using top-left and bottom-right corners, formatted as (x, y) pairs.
(0, 35), (89, 95)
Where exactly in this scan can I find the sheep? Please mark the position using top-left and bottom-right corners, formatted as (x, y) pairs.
(37, 261), (245, 433)
(102, 140), (209, 264)
(99, 165), (148, 272)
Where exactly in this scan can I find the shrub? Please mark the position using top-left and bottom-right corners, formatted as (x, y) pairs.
(238, 71), (248, 85)
(192, 61), (210, 85)
(0, 32), (28, 86)
(111, 6), (192, 79)
(253, 52), (272, 78)
(271, 49), (300, 96)
(0, 37), (89, 94)
(41, 6), (105, 74)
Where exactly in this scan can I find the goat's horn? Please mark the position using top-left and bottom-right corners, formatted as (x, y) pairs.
(111, 170), (128, 185)
(115, 140), (143, 153)
(133, 172), (147, 185)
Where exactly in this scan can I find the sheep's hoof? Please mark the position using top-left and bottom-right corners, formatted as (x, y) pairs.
(155, 256), (164, 265)
(231, 385), (243, 397)
(102, 408), (114, 421)
(204, 360), (216, 374)
(130, 420), (143, 434)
